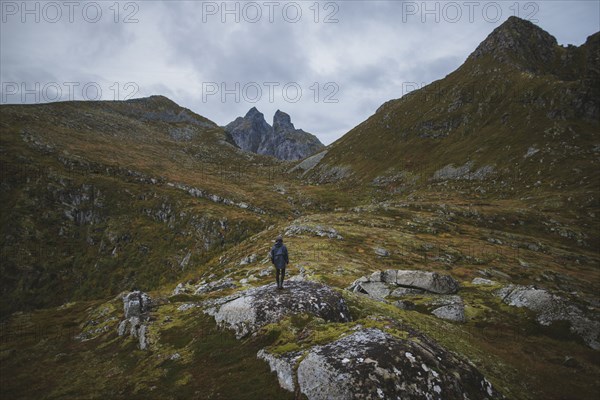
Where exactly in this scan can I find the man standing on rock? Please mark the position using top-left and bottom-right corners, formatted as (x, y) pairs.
(270, 235), (289, 289)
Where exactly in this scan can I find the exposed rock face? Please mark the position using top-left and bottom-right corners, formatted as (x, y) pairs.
(264, 328), (503, 399)
(272, 110), (294, 134)
(224, 107), (271, 154)
(288, 150), (328, 174)
(123, 291), (152, 318)
(497, 285), (600, 349)
(204, 281), (351, 338)
(117, 291), (153, 350)
(271, 110), (325, 160)
(224, 108), (324, 161)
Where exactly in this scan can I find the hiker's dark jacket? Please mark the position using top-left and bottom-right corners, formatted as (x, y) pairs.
(270, 241), (289, 269)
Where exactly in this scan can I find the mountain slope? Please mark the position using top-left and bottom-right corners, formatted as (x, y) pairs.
(305, 18), (599, 210)
(225, 108), (325, 160)
(0, 96), (298, 315)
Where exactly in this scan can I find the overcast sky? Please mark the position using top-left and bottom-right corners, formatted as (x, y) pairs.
(1, 1), (598, 144)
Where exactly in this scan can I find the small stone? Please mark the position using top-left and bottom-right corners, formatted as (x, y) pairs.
(394, 300), (416, 310)
(374, 247), (390, 257)
(472, 277), (496, 286)
(432, 304), (466, 322)
(562, 356), (580, 368)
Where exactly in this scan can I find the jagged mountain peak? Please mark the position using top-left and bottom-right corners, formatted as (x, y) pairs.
(224, 108), (324, 160)
(468, 16), (558, 68)
(273, 110), (295, 133)
(245, 106), (265, 120)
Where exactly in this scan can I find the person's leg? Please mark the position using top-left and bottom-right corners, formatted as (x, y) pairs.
(280, 268), (286, 288)
(275, 268), (281, 288)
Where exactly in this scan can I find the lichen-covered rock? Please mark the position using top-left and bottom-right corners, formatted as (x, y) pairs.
(497, 285), (600, 349)
(204, 281), (351, 338)
(295, 328), (503, 400)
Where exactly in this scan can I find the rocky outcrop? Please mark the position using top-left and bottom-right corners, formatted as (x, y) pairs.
(204, 281), (351, 338)
(432, 161), (494, 181)
(472, 277), (497, 286)
(224, 108), (324, 161)
(172, 276), (237, 296)
(497, 285), (600, 349)
(348, 270), (465, 322)
(263, 328), (503, 399)
(194, 277), (236, 295)
(117, 291), (153, 350)
(349, 270), (460, 296)
(284, 224), (343, 240)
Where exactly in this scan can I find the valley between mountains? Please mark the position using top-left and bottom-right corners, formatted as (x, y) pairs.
(1, 17), (599, 400)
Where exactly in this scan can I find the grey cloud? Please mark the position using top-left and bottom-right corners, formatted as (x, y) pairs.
(1, 0), (598, 144)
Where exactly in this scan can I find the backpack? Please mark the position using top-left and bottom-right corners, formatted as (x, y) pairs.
(272, 245), (286, 268)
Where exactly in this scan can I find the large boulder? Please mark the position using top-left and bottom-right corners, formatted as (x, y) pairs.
(357, 282), (390, 300)
(348, 269), (460, 298)
(497, 285), (600, 349)
(204, 281), (351, 338)
(392, 270), (460, 294)
(263, 328), (503, 399)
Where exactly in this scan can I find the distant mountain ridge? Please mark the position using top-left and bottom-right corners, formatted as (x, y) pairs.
(224, 108), (325, 161)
